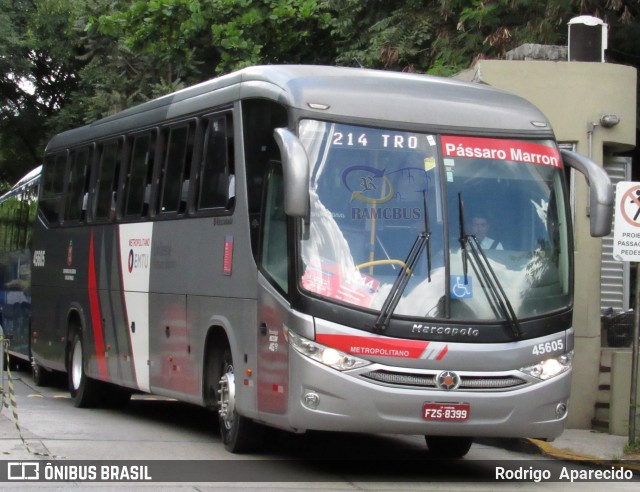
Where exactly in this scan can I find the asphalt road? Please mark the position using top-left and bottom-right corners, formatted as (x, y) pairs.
(0, 366), (638, 491)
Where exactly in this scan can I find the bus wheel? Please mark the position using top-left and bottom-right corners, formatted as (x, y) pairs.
(217, 347), (261, 453)
(67, 328), (101, 408)
(425, 436), (473, 458)
(32, 362), (52, 387)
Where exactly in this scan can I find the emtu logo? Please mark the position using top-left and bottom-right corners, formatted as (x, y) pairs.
(128, 249), (150, 273)
(126, 237), (151, 273)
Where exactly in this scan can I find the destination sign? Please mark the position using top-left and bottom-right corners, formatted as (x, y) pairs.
(441, 135), (562, 167)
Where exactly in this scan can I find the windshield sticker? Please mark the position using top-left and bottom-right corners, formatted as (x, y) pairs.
(301, 260), (380, 308)
(450, 275), (473, 299)
(342, 164), (435, 220)
(441, 136), (562, 168)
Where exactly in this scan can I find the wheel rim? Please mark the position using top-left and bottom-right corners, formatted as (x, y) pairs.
(218, 366), (236, 431)
(71, 339), (83, 391)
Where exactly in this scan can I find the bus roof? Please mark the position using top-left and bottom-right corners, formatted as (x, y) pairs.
(46, 65), (554, 152)
(0, 165), (42, 202)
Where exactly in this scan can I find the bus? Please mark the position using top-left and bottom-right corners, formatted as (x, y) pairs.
(30, 65), (613, 457)
(0, 166), (41, 370)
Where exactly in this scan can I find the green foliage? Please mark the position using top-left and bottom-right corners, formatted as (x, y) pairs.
(0, 190), (37, 253)
(0, 0), (639, 185)
(209, 0), (334, 73)
(77, 0), (219, 120)
(624, 438), (640, 455)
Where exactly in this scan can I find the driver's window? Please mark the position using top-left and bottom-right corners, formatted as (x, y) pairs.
(260, 164), (288, 293)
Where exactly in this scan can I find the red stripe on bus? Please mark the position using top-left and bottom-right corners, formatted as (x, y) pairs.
(316, 333), (429, 359)
(436, 345), (448, 360)
(88, 233), (108, 379)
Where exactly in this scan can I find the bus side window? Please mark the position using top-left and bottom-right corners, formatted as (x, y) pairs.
(260, 164), (288, 293)
(241, 99), (288, 260)
(196, 114), (234, 211)
(0, 195), (21, 252)
(124, 132), (155, 219)
(25, 184), (38, 248)
(40, 152), (67, 225)
(64, 146), (92, 224)
(93, 140), (122, 221)
(0, 199), (10, 252)
(159, 122), (194, 215)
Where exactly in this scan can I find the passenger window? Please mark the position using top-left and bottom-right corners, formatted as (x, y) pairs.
(197, 114), (234, 211)
(40, 152), (67, 224)
(65, 147), (92, 223)
(241, 99), (287, 260)
(260, 164), (288, 293)
(159, 123), (194, 215)
(124, 133), (155, 218)
(94, 140), (122, 221)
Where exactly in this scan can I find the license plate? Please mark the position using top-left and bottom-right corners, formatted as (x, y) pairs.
(422, 403), (470, 421)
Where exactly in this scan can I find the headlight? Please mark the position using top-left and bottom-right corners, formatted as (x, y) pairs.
(520, 351), (573, 380)
(286, 329), (371, 371)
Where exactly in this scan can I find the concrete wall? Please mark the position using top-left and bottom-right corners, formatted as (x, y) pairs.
(610, 349), (640, 436)
(456, 60), (637, 428)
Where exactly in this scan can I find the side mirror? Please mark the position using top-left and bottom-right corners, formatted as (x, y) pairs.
(273, 128), (310, 218)
(561, 149), (613, 237)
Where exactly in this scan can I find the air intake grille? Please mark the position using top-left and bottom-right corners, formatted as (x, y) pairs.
(361, 370), (527, 392)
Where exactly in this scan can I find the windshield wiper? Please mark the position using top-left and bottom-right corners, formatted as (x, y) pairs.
(423, 190), (432, 282)
(373, 232), (428, 332)
(457, 193), (521, 339)
(373, 192), (432, 333)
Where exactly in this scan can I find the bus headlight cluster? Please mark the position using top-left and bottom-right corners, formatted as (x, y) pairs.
(286, 329), (370, 371)
(520, 351), (573, 380)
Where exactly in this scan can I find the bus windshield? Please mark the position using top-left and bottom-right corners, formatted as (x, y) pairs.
(298, 120), (571, 322)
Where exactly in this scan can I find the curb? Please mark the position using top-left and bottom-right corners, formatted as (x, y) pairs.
(525, 438), (640, 473)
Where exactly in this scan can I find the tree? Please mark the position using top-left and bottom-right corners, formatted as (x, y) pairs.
(323, 0), (444, 71)
(80, 0), (220, 120)
(1, 0), (639, 187)
(209, 0), (335, 73)
(323, 1), (640, 75)
(0, 0), (41, 186)
(0, 0), (87, 186)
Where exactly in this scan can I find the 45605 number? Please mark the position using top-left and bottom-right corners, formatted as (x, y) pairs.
(532, 338), (564, 356)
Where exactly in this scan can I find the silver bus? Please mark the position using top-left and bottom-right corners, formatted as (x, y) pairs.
(30, 65), (612, 457)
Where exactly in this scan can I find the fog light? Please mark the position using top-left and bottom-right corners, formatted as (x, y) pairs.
(303, 391), (320, 409)
(556, 403), (568, 419)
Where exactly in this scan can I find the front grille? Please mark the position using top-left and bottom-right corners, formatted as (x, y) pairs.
(364, 370), (436, 387)
(459, 376), (526, 390)
(361, 369), (528, 392)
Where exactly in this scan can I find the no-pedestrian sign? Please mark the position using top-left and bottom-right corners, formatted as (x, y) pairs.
(613, 181), (640, 262)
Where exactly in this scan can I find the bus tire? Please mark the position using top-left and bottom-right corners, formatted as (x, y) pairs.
(67, 327), (101, 408)
(425, 436), (473, 458)
(32, 362), (52, 387)
(217, 345), (262, 453)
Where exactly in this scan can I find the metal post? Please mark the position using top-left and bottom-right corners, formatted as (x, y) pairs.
(630, 266), (640, 445)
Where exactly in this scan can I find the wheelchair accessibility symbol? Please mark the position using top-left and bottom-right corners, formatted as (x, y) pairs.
(450, 275), (473, 299)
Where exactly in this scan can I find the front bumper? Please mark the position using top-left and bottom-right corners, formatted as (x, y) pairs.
(285, 348), (570, 439)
